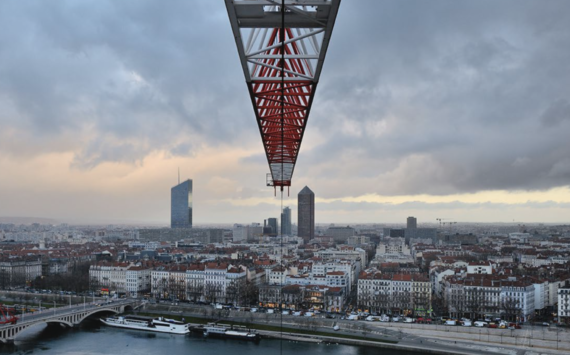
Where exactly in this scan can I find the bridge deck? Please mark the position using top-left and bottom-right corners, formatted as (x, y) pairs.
(0, 300), (141, 344)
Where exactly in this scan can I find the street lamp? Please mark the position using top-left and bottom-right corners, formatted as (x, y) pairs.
(53, 300), (56, 315)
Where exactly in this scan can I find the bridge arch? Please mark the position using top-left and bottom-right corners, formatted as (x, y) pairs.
(45, 320), (73, 328)
(79, 308), (120, 320)
(0, 302), (138, 344)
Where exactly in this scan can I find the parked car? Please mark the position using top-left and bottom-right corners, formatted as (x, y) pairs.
(474, 321), (487, 327)
(542, 322), (550, 327)
(445, 320), (457, 326)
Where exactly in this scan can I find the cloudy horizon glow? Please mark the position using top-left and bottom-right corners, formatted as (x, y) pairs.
(1, 1), (570, 225)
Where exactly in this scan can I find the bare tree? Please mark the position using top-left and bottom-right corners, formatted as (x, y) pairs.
(0, 269), (9, 289)
(358, 287), (373, 312)
(225, 279), (240, 305)
(240, 280), (259, 307)
(465, 287), (484, 320)
(165, 275), (185, 301)
(501, 296), (521, 322)
(283, 285), (302, 310)
(157, 277), (169, 300)
(391, 290), (411, 316)
(186, 281), (204, 303)
(448, 287), (466, 319)
(204, 283), (222, 304)
(413, 290), (431, 318)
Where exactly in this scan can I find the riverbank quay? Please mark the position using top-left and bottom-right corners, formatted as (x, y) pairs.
(255, 329), (500, 355)
(138, 303), (567, 355)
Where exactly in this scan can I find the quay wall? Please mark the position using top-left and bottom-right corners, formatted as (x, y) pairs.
(143, 304), (570, 352)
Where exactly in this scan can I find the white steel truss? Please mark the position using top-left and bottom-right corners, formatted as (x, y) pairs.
(226, 0), (340, 84)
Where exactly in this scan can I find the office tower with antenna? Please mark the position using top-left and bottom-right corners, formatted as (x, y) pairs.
(171, 175), (192, 229)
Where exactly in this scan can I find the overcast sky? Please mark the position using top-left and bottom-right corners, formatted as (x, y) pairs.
(1, 0), (570, 225)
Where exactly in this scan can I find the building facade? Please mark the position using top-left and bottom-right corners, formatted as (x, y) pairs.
(326, 226), (355, 243)
(0, 258), (42, 288)
(126, 267), (151, 298)
(559, 283), (570, 325)
(89, 262), (129, 294)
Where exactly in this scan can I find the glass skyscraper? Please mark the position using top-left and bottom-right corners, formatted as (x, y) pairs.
(171, 179), (192, 228)
(281, 206), (291, 236)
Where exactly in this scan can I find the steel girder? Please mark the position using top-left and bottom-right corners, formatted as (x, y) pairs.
(225, 0), (340, 188)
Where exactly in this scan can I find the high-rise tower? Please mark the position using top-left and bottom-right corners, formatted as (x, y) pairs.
(281, 206), (292, 236)
(297, 186), (314, 243)
(171, 179), (192, 228)
(267, 217), (279, 236)
(407, 216), (417, 229)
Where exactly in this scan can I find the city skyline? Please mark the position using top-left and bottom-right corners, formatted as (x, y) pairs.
(1, 1), (570, 224)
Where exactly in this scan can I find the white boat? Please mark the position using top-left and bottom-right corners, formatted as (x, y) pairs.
(203, 323), (259, 341)
(100, 316), (189, 334)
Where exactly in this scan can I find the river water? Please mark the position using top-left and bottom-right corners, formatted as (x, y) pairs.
(0, 320), (418, 355)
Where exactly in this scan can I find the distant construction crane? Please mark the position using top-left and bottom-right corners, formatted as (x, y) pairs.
(436, 218), (451, 228)
(225, 0), (341, 193)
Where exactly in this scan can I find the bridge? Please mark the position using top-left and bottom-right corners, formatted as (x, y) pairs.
(0, 299), (142, 344)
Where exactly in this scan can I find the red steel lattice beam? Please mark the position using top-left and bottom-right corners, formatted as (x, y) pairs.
(225, 1), (341, 188)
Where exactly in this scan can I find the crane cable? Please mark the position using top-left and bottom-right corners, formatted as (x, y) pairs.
(279, 1), (285, 355)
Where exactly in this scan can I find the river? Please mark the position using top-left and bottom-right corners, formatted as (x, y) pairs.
(0, 320), (418, 355)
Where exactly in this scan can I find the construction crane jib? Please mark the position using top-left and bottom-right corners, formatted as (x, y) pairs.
(225, 0), (341, 192)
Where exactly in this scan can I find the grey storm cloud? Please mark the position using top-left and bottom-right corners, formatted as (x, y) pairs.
(1, 0), (570, 197)
(299, 0), (570, 197)
(0, 0), (255, 167)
